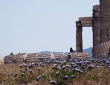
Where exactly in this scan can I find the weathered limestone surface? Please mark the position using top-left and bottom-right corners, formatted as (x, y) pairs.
(76, 2), (110, 58)
(76, 17), (92, 53)
(76, 21), (83, 52)
(26, 53), (38, 62)
(100, 0), (110, 43)
(4, 54), (16, 63)
(106, 42), (110, 53)
(93, 41), (110, 57)
(38, 53), (55, 59)
(79, 17), (92, 27)
(101, 43), (105, 54)
(72, 52), (90, 58)
(104, 42), (107, 53)
(15, 53), (27, 63)
(91, 5), (100, 57)
(81, 21), (92, 27)
(79, 17), (92, 21)
(92, 5), (100, 46)
(55, 52), (64, 59)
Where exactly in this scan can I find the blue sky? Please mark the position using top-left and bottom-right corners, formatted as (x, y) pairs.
(0, 0), (99, 56)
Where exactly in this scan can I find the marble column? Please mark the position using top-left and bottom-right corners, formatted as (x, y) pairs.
(92, 5), (100, 46)
(100, 0), (110, 43)
(76, 21), (83, 52)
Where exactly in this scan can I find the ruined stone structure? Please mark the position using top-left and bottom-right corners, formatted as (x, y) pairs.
(15, 53), (27, 63)
(4, 54), (16, 64)
(92, 5), (100, 47)
(37, 52), (55, 59)
(64, 52), (90, 59)
(76, 0), (110, 57)
(100, 0), (110, 43)
(55, 52), (64, 59)
(72, 52), (90, 58)
(4, 52), (55, 64)
(76, 17), (92, 52)
(4, 52), (90, 64)
(26, 53), (38, 62)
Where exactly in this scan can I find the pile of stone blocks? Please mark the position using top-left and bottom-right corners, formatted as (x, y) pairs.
(93, 41), (110, 57)
(4, 54), (16, 64)
(25, 53), (38, 62)
(14, 53), (27, 63)
(72, 52), (90, 58)
(37, 52), (55, 59)
(55, 52), (64, 59)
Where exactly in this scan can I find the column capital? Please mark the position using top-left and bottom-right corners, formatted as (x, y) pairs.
(76, 21), (82, 28)
(93, 5), (100, 18)
(93, 10), (100, 18)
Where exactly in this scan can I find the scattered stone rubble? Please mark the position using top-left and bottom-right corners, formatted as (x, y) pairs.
(3, 52), (90, 64)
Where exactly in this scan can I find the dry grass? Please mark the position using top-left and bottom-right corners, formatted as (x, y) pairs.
(0, 61), (110, 85)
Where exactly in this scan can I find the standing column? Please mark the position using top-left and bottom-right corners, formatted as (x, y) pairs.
(76, 21), (83, 52)
(92, 5), (100, 46)
(100, 0), (110, 43)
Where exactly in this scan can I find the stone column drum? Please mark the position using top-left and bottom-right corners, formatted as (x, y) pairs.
(100, 0), (110, 43)
(92, 5), (100, 46)
(76, 21), (83, 52)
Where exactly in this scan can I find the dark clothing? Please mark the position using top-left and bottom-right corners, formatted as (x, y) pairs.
(70, 47), (74, 53)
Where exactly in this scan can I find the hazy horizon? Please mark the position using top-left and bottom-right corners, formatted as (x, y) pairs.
(0, 0), (99, 56)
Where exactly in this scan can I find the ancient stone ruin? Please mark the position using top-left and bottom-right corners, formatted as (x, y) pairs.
(4, 52), (90, 64)
(4, 0), (110, 63)
(76, 0), (110, 57)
